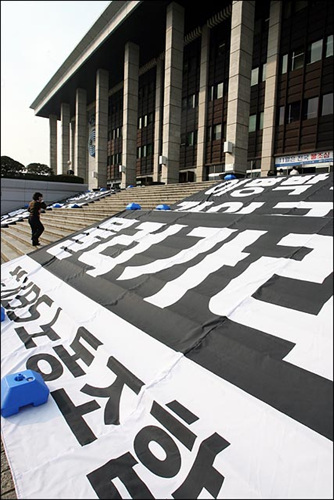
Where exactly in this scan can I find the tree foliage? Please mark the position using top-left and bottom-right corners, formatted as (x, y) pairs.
(1, 156), (25, 177)
(26, 163), (54, 176)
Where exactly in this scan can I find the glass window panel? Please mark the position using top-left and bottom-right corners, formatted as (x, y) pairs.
(262, 63), (267, 81)
(216, 82), (224, 99)
(281, 54), (288, 74)
(207, 126), (212, 141)
(278, 106), (285, 125)
(251, 67), (259, 86)
(308, 39), (323, 64)
(291, 49), (304, 70)
(213, 124), (222, 140)
(304, 97), (319, 119)
(249, 115), (256, 132)
(259, 112), (264, 130)
(326, 35), (333, 57)
(288, 102), (301, 123)
(322, 93), (333, 115)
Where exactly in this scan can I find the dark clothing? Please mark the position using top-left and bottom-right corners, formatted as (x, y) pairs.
(28, 200), (46, 245)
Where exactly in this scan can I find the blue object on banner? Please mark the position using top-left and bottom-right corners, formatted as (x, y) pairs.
(53, 203), (62, 208)
(24, 204), (29, 208)
(1, 370), (50, 418)
(1, 306), (5, 322)
(156, 204), (171, 210)
(100, 187), (107, 191)
(69, 204), (80, 208)
(224, 174), (236, 180)
(126, 202), (141, 210)
(127, 185), (134, 189)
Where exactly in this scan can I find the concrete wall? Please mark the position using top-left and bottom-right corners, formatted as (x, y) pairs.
(1, 178), (88, 215)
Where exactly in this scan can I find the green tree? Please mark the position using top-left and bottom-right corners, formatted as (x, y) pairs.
(1, 156), (26, 177)
(26, 163), (54, 175)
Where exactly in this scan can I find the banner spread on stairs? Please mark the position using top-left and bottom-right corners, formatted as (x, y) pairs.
(1, 173), (333, 499)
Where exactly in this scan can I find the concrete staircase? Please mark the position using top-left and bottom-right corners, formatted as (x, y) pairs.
(1, 181), (217, 264)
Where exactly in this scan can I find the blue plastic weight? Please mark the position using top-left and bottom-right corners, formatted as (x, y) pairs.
(1, 370), (50, 417)
(1, 306), (5, 322)
(126, 202), (141, 210)
(155, 204), (171, 210)
(224, 174), (236, 180)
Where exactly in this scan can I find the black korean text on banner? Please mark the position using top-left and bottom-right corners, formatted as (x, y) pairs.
(22, 174), (333, 441)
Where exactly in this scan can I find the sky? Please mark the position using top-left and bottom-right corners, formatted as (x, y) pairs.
(1, 0), (111, 170)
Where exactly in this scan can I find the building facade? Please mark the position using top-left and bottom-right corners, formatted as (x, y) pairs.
(30, 0), (333, 189)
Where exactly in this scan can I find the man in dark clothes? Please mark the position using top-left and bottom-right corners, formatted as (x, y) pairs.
(28, 192), (47, 246)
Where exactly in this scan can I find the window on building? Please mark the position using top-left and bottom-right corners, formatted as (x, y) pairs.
(278, 106), (285, 126)
(307, 39), (323, 64)
(189, 94), (197, 108)
(183, 94), (197, 109)
(259, 112), (264, 130)
(213, 124), (222, 140)
(281, 54), (288, 74)
(261, 63), (267, 82)
(303, 97), (319, 119)
(251, 67), (259, 86)
(216, 82), (224, 99)
(291, 48), (304, 70)
(321, 93), (333, 115)
(186, 131), (197, 146)
(207, 126), (212, 141)
(249, 114), (257, 132)
(287, 102), (301, 123)
(326, 35), (333, 57)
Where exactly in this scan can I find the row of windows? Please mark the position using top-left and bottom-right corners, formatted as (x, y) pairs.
(108, 153), (122, 165)
(181, 131), (198, 146)
(182, 94), (198, 109)
(137, 144), (153, 158)
(278, 93), (333, 124)
(281, 35), (333, 73)
(138, 112), (154, 129)
(251, 64), (266, 86)
(138, 81), (155, 100)
(108, 127), (122, 140)
(108, 94), (332, 144)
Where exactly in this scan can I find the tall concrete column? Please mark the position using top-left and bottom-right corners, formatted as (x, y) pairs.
(122, 42), (139, 188)
(225, 0), (255, 175)
(161, 2), (184, 184)
(74, 88), (87, 181)
(153, 57), (164, 182)
(70, 119), (75, 171)
(95, 69), (109, 188)
(49, 114), (58, 174)
(61, 103), (70, 174)
(196, 24), (210, 181)
(261, 1), (282, 175)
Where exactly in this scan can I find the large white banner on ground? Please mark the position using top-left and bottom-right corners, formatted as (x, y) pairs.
(1, 173), (333, 499)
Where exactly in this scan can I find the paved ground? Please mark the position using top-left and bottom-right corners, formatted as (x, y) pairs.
(1, 439), (17, 499)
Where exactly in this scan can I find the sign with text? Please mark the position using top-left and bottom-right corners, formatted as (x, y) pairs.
(1, 173), (333, 499)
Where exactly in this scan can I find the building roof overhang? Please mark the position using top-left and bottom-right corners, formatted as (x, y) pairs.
(30, 0), (231, 120)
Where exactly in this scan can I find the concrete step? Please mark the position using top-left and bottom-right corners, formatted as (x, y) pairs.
(1, 232), (39, 259)
(1, 224), (66, 246)
(1, 181), (218, 263)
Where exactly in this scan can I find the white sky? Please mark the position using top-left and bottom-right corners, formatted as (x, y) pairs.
(1, 0), (111, 170)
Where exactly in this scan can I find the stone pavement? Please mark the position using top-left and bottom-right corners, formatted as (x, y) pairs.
(1, 439), (17, 499)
